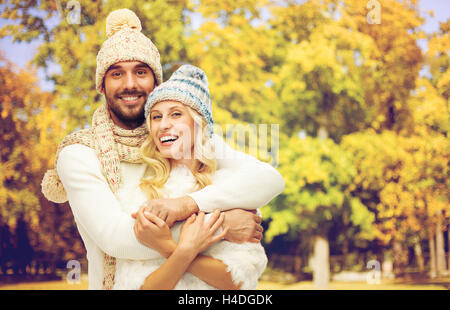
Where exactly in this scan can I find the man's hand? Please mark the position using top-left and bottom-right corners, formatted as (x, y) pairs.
(132, 196), (199, 227)
(222, 209), (263, 243)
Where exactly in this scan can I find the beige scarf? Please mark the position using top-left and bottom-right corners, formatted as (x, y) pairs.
(41, 104), (147, 289)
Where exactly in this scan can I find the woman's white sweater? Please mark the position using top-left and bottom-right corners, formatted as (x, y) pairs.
(112, 165), (268, 290)
(57, 134), (284, 289)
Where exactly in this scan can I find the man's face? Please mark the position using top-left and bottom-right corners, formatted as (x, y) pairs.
(103, 61), (156, 129)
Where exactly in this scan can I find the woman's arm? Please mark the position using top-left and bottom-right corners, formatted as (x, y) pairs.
(140, 245), (239, 290)
(139, 244), (196, 290)
(138, 211), (228, 290)
(187, 254), (241, 290)
(152, 238), (240, 290)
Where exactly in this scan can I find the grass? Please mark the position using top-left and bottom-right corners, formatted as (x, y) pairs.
(0, 279), (447, 290)
(257, 280), (447, 290)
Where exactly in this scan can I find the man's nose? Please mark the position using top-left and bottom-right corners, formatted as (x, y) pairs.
(124, 72), (138, 90)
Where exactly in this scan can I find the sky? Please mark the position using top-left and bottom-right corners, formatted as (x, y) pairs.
(0, 0), (448, 92)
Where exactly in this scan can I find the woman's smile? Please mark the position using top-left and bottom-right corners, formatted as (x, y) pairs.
(159, 133), (180, 147)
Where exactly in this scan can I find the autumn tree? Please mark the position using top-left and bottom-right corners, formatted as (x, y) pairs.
(1, 0), (448, 284)
(1, 0), (193, 130)
(0, 53), (83, 275)
(263, 136), (375, 288)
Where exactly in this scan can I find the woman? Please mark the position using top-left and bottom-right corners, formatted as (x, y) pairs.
(112, 64), (268, 290)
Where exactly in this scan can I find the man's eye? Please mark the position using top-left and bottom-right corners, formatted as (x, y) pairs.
(112, 72), (121, 77)
(137, 70), (147, 75)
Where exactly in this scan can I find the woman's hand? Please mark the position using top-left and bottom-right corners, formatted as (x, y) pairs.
(178, 210), (228, 256)
(133, 206), (176, 258)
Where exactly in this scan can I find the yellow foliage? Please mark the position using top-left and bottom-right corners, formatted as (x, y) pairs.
(0, 54), (63, 222)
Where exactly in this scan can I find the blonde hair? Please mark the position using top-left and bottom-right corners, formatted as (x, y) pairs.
(140, 105), (216, 200)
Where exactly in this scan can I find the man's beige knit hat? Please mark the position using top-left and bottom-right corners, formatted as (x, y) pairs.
(95, 8), (163, 93)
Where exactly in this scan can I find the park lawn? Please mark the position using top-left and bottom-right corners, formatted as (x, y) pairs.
(257, 280), (447, 290)
(0, 280), (447, 290)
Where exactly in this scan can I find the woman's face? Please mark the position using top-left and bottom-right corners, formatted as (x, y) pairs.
(149, 100), (195, 161)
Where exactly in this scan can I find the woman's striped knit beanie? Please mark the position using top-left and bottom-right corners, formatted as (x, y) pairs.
(144, 64), (214, 134)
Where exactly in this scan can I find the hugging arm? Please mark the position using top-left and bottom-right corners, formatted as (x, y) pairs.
(139, 134), (284, 240)
(57, 144), (160, 260)
(188, 134), (285, 212)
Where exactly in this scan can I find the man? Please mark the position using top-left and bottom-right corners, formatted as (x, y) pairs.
(42, 8), (284, 289)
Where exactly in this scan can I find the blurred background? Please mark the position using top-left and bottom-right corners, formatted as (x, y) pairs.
(0, 0), (448, 290)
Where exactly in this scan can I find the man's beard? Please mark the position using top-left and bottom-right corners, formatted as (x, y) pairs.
(105, 90), (147, 126)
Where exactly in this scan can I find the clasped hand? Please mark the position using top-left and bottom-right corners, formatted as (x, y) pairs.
(133, 207), (227, 257)
(132, 196), (264, 248)
(132, 196), (195, 228)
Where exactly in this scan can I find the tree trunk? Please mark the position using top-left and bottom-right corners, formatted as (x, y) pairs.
(314, 126), (330, 288)
(413, 237), (424, 273)
(448, 223), (450, 276)
(436, 211), (447, 275)
(318, 126), (328, 140)
(294, 243), (302, 278)
(313, 235), (330, 289)
(342, 237), (349, 271)
(428, 227), (437, 278)
(392, 239), (406, 276)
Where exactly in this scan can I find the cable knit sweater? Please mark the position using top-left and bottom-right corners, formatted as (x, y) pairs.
(112, 165), (268, 290)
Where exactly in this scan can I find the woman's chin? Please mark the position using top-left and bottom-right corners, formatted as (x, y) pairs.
(157, 142), (193, 160)
(158, 148), (187, 160)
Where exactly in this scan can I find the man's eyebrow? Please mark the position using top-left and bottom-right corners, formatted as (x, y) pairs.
(107, 64), (122, 72)
(135, 63), (151, 69)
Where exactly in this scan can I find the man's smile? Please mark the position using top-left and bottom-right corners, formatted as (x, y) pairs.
(118, 93), (145, 105)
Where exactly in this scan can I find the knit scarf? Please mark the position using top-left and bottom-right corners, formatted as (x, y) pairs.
(41, 104), (148, 289)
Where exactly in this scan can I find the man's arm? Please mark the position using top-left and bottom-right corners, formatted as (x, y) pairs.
(57, 144), (159, 260)
(144, 134), (285, 225)
(188, 134), (285, 212)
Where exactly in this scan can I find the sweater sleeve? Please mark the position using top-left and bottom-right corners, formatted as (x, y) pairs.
(57, 144), (160, 260)
(188, 134), (285, 212)
(203, 241), (268, 290)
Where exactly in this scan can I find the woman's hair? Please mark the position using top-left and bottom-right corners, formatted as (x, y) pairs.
(139, 104), (216, 200)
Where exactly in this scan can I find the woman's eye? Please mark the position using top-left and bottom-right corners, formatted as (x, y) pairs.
(152, 115), (161, 120)
(172, 112), (182, 117)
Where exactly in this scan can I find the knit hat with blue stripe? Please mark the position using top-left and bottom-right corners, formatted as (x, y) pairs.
(144, 64), (214, 134)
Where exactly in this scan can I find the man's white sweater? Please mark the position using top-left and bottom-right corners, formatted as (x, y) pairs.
(57, 134), (284, 289)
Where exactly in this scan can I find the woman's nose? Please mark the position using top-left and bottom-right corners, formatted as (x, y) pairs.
(160, 115), (172, 130)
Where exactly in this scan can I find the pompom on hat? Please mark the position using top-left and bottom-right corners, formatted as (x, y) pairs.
(96, 8), (163, 93)
(144, 64), (214, 134)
